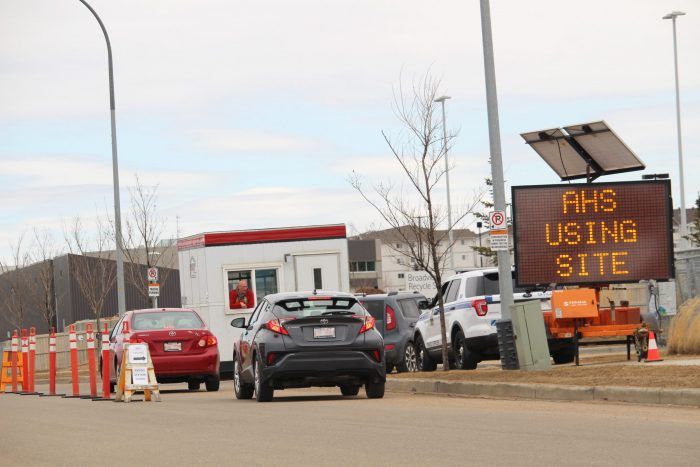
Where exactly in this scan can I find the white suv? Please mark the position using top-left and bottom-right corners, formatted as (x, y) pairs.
(413, 268), (560, 370)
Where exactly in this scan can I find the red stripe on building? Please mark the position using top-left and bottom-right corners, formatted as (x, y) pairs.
(178, 225), (346, 250)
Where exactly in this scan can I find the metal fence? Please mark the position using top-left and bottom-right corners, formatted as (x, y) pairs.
(675, 248), (700, 304)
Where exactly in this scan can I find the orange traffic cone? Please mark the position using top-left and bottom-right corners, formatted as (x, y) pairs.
(645, 331), (663, 362)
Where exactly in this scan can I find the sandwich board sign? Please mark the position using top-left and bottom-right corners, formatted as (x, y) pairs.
(115, 343), (161, 403)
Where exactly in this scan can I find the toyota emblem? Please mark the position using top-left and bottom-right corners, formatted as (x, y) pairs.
(168, 330), (176, 337)
(320, 319), (329, 325)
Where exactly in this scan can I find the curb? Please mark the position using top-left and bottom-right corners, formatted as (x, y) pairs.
(386, 378), (700, 408)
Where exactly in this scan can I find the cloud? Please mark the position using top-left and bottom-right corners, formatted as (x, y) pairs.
(191, 129), (320, 154)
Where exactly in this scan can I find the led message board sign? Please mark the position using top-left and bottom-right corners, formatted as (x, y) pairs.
(512, 180), (673, 286)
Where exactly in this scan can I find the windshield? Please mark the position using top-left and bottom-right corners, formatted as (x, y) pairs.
(132, 311), (205, 330)
(274, 297), (367, 318)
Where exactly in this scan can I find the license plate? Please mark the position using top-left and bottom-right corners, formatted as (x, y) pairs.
(164, 342), (181, 352)
(313, 327), (335, 339)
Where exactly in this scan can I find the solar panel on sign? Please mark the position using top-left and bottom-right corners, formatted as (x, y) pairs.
(521, 121), (645, 181)
(520, 129), (590, 180)
(563, 121), (645, 173)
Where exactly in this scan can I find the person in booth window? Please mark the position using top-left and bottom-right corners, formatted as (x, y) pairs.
(229, 279), (255, 310)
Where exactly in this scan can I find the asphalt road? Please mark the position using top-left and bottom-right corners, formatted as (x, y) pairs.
(1, 382), (699, 466)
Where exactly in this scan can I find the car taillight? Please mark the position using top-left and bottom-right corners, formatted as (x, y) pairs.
(129, 333), (144, 344)
(267, 352), (277, 365)
(385, 344), (395, 351)
(372, 350), (381, 362)
(198, 335), (218, 347)
(265, 319), (289, 336)
(385, 305), (396, 331)
(472, 299), (488, 317)
(359, 315), (375, 334)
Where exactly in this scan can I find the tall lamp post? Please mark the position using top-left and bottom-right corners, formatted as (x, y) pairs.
(434, 95), (455, 272)
(479, 0), (516, 369)
(78, 0), (126, 316)
(663, 11), (687, 250)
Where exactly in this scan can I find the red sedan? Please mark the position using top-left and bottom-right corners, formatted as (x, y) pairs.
(104, 308), (220, 392)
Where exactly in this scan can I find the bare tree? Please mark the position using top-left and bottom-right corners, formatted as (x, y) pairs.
(0, 234), (33, 330)
(350, 74), (483, 370)
(121, 175), (175, 307)
(64, 216), (116, 333)
(31, 228), (61, 330)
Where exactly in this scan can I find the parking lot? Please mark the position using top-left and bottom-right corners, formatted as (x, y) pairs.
(2, 381), (699, 466)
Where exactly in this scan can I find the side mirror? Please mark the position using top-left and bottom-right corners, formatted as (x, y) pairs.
(230, 317), (247, 328)
(418, 300), (430, 310)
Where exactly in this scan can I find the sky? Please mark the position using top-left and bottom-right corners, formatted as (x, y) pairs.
(1, 0), (698, 260)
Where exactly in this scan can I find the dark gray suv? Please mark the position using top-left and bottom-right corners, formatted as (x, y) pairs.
(359, 292), (426, 373)
(231, 291), (386, 402)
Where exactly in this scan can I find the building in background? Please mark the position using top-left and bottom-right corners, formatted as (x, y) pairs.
(0, 254), (180, 340)
(348, 239), (383, 291)
(351, 227), (485, 292)
(673, 207), (698, 250)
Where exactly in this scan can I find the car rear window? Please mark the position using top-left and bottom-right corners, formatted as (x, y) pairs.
(482, 272), (528, 295)
(360, 300), (384, 320)
(274, 297), (367, 318)
(397, 298), (421, 318)
(132, 311), (205, 330)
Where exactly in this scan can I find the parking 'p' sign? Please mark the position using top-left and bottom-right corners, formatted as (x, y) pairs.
(489, 211), (507, 231)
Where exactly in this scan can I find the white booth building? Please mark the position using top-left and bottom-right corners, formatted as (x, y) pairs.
(178, 224), (350, 372)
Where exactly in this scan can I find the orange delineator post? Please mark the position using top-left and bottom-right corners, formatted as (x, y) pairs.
(20, 329), (29, 393)
(47, 328), (59, 396)
(66, 324), (80, 398)
(101, 323), (111, 400)
(28, 327), (36, 394)
(9, 331), (19, 393)
(92, 323), (113, 401)
(86, 324), (97, 398)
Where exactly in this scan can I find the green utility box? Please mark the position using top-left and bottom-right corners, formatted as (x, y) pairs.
(510, 300), (552, 371)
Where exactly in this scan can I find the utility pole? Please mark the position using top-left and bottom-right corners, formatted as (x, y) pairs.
(78, 0), (126, 316)
(479, 0), (516, 369)
(663, 11), (687, 249)
(435, 95), (455, 272)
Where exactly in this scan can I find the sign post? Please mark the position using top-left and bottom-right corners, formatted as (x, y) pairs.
(147, 267), (159, 308)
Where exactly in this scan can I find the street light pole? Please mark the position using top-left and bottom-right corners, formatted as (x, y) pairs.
(663, 11), (687, 250)
(78, 0), (126, 316)
(435, 95), (454, 272)
(479, 0), (516, 369)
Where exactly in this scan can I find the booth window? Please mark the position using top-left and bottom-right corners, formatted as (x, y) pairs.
(255, 269), (278, 303)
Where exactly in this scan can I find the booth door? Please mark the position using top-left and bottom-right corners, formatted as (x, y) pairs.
(295, 254), (341, 291)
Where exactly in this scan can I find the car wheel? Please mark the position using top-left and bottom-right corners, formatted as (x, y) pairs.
(453, 330), (479, 370)
(365, 380), (385, 399)
(205, 375), (220, 392)
(396, 342), (418, 373)
(233, 358), (253, 400)
(552, 345), (576, 365)
(253, 355), (274, 402)
(415, 336), (437, 372)
(340, 385), (361, 396)
(188, 380), (201, 391)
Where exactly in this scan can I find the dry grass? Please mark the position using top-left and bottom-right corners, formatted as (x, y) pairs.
(667, 297), (700, 354)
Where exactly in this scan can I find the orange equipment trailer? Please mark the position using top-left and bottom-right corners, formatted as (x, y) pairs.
(545, 288), (641, 365)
